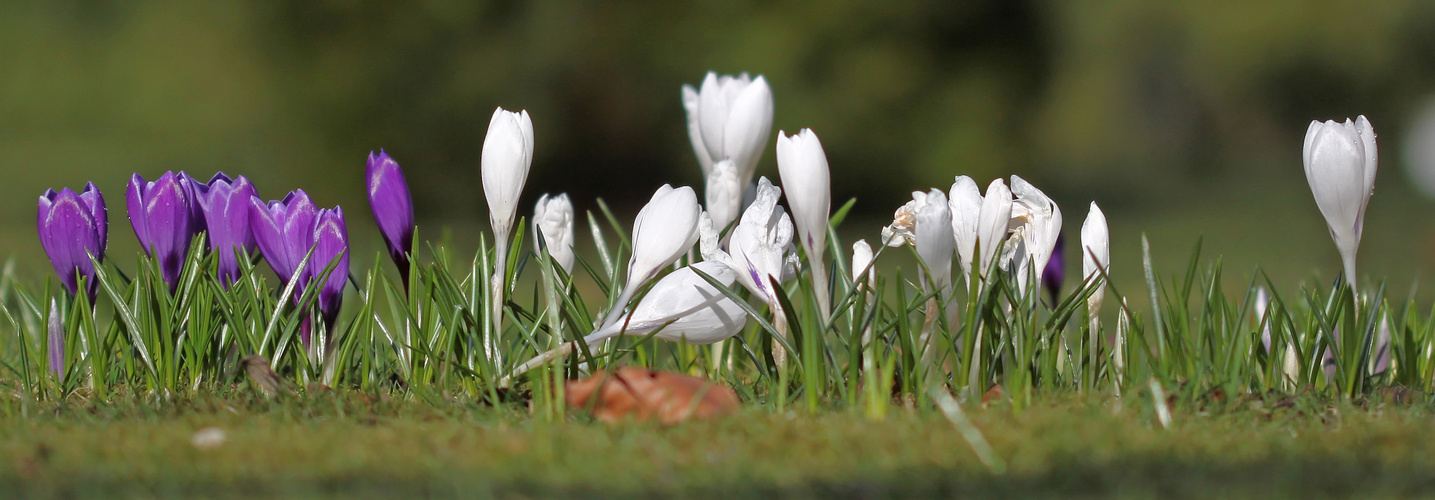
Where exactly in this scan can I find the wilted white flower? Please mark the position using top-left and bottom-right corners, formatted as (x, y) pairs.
(1001, 175), (1062, 296)
(682, 72), (774, 185)
(1303, 115), (1377, 286)
(881, 199), (918, 248)
(701, 177), (799, 307)
(1081, 202), (1110, 335)
(533, 193), (575, 274)
(586, 262), (747, 345)
(481, 107), (534, 243)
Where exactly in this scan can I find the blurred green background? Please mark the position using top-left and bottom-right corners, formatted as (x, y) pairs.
(8, 0), (1435, 296)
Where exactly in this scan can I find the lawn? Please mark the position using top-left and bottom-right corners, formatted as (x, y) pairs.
(2, 391), (1432, 499)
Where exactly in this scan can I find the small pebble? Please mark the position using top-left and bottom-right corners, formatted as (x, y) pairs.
(192, 427), (226, 449)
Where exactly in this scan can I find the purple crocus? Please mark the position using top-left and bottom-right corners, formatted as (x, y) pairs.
(127, 172), (194, 290)
(365, 150), (414, 282)
(192, 173), (259, 286)
(249, 189), (318, 288)
(38, 182), (108, 301)
(179, 172), (208, 237)
(311, 207), (349, 329)
(1042, 232), (1065, 305)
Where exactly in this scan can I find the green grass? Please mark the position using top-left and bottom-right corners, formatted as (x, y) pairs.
(2, 392), (1433, 499)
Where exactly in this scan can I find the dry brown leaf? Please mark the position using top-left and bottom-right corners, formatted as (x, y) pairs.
(565, 367), (740, 425)
(241, 355), (294, 396)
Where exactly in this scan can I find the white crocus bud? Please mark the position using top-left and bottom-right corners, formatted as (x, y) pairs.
(914, 189), (954, 293)
(977, 179), (1013, 279)
(533, 193), (575, 274)
(598, 184), (702, 329)
(776, 128), (833, 316)
(586, 262), (747, 345)
(481, 107), (534, 243)
(949, 176), (982, 284)
(1002, 176), (1062, 296)
(851, 239), (874, 289)
(700, 177), (799, 306)
(683, 72), (775, 186)
(705, 160), (743, 237)
(1081, 202), (1110, 336)
(1303, 115), (1377, 286)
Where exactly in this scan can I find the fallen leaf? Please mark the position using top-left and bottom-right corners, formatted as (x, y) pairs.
(241, 355), (294, 396)
(566, 367), (740, 425)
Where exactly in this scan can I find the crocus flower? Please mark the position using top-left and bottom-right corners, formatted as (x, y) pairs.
(482, 107), (534, 249)
(681, 72), (774, 186)
(1080, 203), (1108, 336)
(179, 172), (208, 237)
(366, 150), (415, 280)
(532, 193), (575, 274)
(191, 172), (258, 286)
(249, 190), (318, 288)
(127, 172), (194, 290)
(1043, 232), (1066, 305)
(1303, 115), (1377, 287)
(37, 182), (107, 301)
(776, 128), (833, 316)
(851, 239), (874, 289)
(705, 160), (743, 236)
(883, 189), (954, 293)
(311, 207), (349, 330)
(586, 261), (747, 345)
(977, 179), (1013, 278)
(481, 107), (534, 366)
(1001, 175), (1062, 296)
(700, 177), (799, 308)
(597, 184), (703, 329)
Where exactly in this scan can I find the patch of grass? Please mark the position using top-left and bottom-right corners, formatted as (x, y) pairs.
(2, 392), (1433, 498)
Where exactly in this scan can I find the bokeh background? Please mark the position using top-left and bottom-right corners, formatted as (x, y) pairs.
(9, 0), (1435, 296)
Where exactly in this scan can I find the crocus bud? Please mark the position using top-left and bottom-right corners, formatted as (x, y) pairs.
(1001, 175), (1062, 296)
(705, 160), (743, 236)
(481, 107), (534, 245)
(47, 299), (63, 380)
(628, 184), (702, 287)
(949, 176), (982, 282)
(1042, 232), (1066, 305)
(1303, 115), (1377, 286)
(914, 189), (955, 292)
(700, 177), (799, 306)
(851, 239), (874, 289)
(191, 173), (258, 286)
(586, 262), (746, 345)
(366, 150), (415, 277)
(1081, 203), (1109, 333)
(37, 183), (107, 301)
(776, 129), (831, 259)
(533, 193), (575, 274)
(682, 72), (774, 185)
(311, 207), (349, 330)
(126, 172), (194, 289)
(249, 190), (318, 287)
(977, 179), (1012, 278)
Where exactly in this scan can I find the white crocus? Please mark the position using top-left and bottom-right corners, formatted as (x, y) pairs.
(503, 262), (746, 384)
(1303, 115), (1378, 287)
(598, 184), (703, 329)
(1001, 175), (1062, 296)
(977, 179), (1013, 280)
(949, 176), (982, 284)
(532, 193), (575, 274)
(776, 128), (833, 318)
(915, 189), (955, 293)
(480, 106), (534, 368)
(682, 72), (775, 186)
(701, 177), (800, 367)
(851, 239), (874, 290)
(1081, 202), (1110, 372)
(705, 160), (743, 238)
